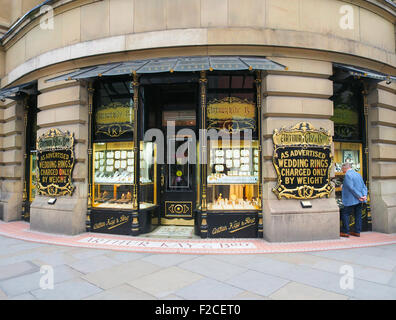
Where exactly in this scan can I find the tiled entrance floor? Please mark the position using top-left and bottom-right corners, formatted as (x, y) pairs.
(141, 226), (199, 239)
(1, 221), (396, 255)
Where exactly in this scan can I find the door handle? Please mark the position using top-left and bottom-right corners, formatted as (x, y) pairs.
(161, 174), (165, 188)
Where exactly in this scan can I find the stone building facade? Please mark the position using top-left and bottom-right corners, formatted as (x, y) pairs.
(0, 0), (395, 241)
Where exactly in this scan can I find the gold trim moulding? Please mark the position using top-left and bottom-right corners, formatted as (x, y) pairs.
(160, 218), (194, 226)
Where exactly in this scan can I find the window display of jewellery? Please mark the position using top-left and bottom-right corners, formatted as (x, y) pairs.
(92, 141), (135, 209)
(208, 141), (259, 184)
(207, 189), (261, 210)
(207, 140), (260, 211)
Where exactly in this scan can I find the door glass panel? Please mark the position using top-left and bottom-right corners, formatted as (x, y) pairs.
(168, 138), (192, 190)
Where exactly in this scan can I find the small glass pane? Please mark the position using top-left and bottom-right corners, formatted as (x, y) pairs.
(168, 138), (192, 190)
(140, 142), (157, 209)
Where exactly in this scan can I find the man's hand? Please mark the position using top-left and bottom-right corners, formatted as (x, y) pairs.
(359, 196), (367, 202)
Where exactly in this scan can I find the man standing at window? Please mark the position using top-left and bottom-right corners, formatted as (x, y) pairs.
(340, 162), (368, 237)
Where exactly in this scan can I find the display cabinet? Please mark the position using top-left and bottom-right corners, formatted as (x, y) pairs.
(92, 141), (134, 209)
(333, 142), (363, 193)
(207, 140), (260, 211)
(139, 141), (157, 210)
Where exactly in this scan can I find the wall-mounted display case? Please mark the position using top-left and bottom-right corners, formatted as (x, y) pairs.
(207, 140), (260, 211)
(92, 141), (135, 209)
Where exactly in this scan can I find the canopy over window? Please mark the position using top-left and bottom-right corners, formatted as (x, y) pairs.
(46, 56), (286, 82)
(0, 81), (37, 101)
(334, 63), (396, 83)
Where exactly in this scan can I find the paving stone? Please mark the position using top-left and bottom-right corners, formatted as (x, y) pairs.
(348, 278), (396, 300)
(211, 254), (258, 266)
(31, 252), (78, 267)
(225, 270), (289, 297)
(178, 256), (246, 281)
(0, 288), (7, 300)
(0, 264), (85, 297)
(0, 271), (42, 297)
(128, 267), (202, 298)
(175, 278), (243, 300)
(388, 273), (396, 288)
(64, 248), (111, 260)
(9, 293), (36, 300)
(230, 291), (269, 300)
(84, 284), (157, 300)
(313, 259), (394, 285)
(309, 250), (396, 271)
(269, 282), (349, 300)
(0, 261), (39, 281)
(31, 278), (103, 300)
(160, 294), (185, 300)
(141, 254), (199, 267)
(82, 260), (161, 290)
(104, 251), (150, 263)
(67, 254), (121, 274)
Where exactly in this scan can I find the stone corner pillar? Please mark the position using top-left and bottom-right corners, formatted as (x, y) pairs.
(0, 98), (24, 222)
(29, 76), (88, 236)
(261, 57), (339, 242)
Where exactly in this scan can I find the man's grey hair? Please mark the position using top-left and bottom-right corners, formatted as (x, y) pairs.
(342, 162), (352, 168)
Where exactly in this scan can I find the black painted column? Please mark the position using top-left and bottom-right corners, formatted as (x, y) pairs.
(199, 71), (208, 238)
(131, 73), (140, 236)
(86, 82), (94, 232)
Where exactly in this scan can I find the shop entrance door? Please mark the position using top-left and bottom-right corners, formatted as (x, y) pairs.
(143, 82), (198, 226)
(160, 134), (196, 226)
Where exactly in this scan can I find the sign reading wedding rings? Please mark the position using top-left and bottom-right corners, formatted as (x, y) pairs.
(207, 97), (256, 132)
(36, 129), (75, 196)
(95, 102), (134, 138)
(272, 122), (334, 200)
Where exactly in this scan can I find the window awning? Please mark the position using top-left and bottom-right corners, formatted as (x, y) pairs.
(0, 81), (37, 101)
(46, 56), (286, 82)
(334, 63), (396, 83)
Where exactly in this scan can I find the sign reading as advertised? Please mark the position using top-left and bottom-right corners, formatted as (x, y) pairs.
(37, 129), (75, 197)
(207, 97), (256, 132)
(95, 102), (134, 138)
(272, 122), (334, 200)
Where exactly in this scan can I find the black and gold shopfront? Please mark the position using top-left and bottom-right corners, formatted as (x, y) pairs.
(66, 56), (286, 238)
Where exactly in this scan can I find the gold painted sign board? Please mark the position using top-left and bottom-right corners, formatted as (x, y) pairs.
(207, 97), (256, 132)
(36, 129), (75, 197)
(272, 122), (334, 200)
(95, 102), (134, 138)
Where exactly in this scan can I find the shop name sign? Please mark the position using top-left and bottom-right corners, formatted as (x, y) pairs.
(36, 129), (75, 196)
(272, 122), (334, 200)
(207, 97), (256, 132)
(95, 102), (134, 138)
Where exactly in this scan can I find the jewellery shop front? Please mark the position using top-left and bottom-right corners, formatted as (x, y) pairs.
(48, 57), (285, 239)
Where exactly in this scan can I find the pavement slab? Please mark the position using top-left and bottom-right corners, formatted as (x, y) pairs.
(175, 278), (244, 300)
(82, 260), (161, 290)
(31, 278), (103, 300)
(128, 266), (203, 298)
(269, 282), (349, 300)
(178, 256), (246, 281)
(84, 284), (157, 300)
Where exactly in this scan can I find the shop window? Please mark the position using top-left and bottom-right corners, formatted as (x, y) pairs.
(205, 73), (260, 211)
(92, 78), (135, 209)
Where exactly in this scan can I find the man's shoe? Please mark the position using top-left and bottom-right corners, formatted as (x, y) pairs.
(350, 232), (360, 237)
(340, 232), (349, 238)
